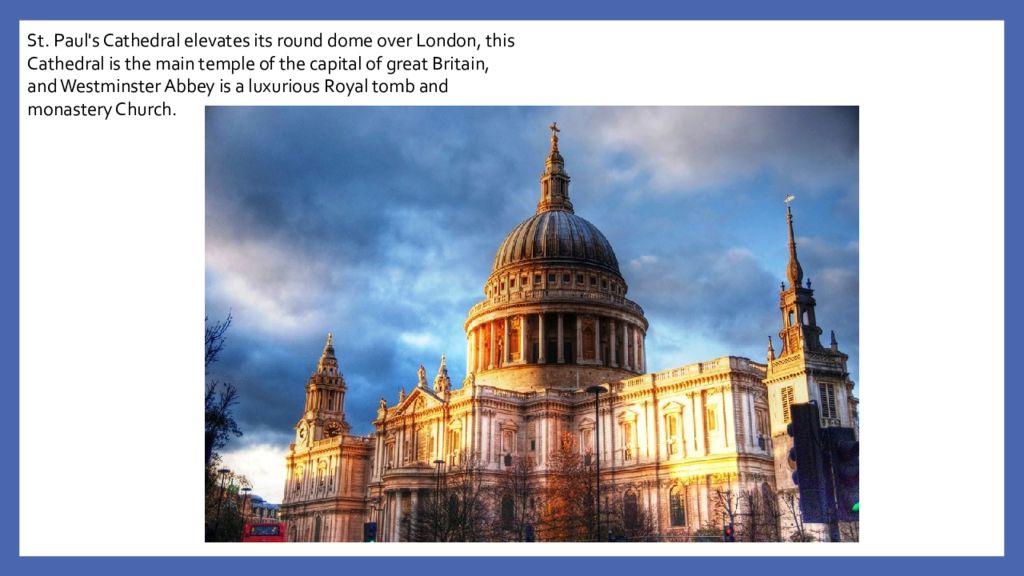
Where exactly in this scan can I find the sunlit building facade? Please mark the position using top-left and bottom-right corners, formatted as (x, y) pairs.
(281, 127), (857, 542)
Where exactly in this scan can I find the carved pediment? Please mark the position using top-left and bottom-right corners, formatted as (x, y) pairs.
(661, 401), (683, 415)
(390, 386), (444, 417)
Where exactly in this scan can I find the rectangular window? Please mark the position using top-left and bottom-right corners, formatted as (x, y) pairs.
(602, 279), (608, 289)
(819, 382), (838, 420)
(577, 274), (584, 284)
(548, 273), (556, 284)
(590, 276), (597, 286)
(534, 273), (541, 285)
(510, 277), (516, 288)
(706, 406), (718, 431)
(666, 415), (679, 455)
(782, 386), (795, 424)
(417, 430), (431, 462)
(563, 273), (571, 283)
(623, 422), (634, 459)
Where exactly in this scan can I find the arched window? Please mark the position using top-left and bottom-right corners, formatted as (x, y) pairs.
(501, 494), (514, 531)
(623, 491), (639, 530)
(313, 516), (322, 542)
(449, 494), (460, 519)
(669, 485), (686, 527)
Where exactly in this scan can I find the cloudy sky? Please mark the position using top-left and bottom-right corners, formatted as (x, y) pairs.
(206, 106), (859, 503)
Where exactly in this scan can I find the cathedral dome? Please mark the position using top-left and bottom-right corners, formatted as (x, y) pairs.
(464, 124), (648, 390)
(492, 209), (620, 276)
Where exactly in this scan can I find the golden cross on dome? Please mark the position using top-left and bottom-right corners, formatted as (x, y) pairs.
(549, 122), (560, 135)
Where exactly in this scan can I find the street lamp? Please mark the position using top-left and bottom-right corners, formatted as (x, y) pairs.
(240, 486), (252, 527)
(433, 459), (446, 542)
(585, 385), (607, 541)
(212, 468), (231, 541)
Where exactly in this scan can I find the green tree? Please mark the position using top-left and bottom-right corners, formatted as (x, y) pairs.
(205, 464), (251, 542)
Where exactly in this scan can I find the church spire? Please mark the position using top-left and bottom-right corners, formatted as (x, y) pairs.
(786, 205), (804, 290)
(775, 201), (823, 357)
(537, 122), (574, 214)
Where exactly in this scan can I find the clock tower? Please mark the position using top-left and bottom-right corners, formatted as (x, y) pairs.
(295, 333), (351, 446)
(282, 332), (372, 542)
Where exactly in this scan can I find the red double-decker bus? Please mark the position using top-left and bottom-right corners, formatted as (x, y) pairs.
(242, 522), (287, 542)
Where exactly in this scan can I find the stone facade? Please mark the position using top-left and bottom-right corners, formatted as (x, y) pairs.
(281, 126), (857, 542)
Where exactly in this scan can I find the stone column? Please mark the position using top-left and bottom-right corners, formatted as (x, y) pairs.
(467, 333), (473, 375)
(637, 333), (644, 372)
(576, 315), (583, 362)
(503, 318), (510, 365)
(630, 325), (638, 368)
(595, 316), (601, 364)
(489, 320), (496, 369)
(393, 492), (402, 542)
(382, 492), (390, 542)
(557, 314), (565, 363)
(410, 491), (419, 538)
(610, 319), (617, 367)
(519, 314), (527, 364)
(538, 313), (546, 363)
(622, 323), (630, 370)
(477, 325), (485, 368)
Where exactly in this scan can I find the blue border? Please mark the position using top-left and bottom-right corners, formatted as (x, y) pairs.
(5, 1), (1017, 574)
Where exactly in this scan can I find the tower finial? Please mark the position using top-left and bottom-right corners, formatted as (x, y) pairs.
(317, 331), (339, 374)
(537, 123), (573, 213)
(785, 198), (803, 289)
(434, 354), (451, 393)
(767, 335), (776, 361)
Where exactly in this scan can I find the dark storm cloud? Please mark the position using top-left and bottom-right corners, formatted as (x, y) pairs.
(207, 107), (859, 498)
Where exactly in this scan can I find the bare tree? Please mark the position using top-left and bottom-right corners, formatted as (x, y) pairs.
(779, 488), (816, 542)
(605, 490), (657, 542)
(413, 453), (492, 542)
(714, 488), (740, 537)
(494, 455), (537, 541)
(446, 454), (492, 541)
(538, 432), (595, 542)
(205, 312), (232, 371)
(839, 521), (859, 542)
(738, 485), (783, 542)
(204, 314), (242, 468)
(205, 380), (242, 467)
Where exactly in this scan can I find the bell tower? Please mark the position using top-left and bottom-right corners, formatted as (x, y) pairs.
(294, 332), (350, 446)
(763, 202), (858, 539)
(765, 204), (856, 436)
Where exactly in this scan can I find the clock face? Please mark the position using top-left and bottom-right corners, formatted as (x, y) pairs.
(298, 425), (307, 440)
(325, 421), (342, 437)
